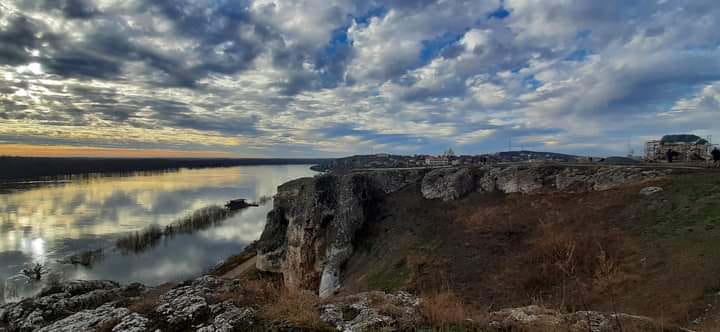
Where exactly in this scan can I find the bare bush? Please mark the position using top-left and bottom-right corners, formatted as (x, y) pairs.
(420, 291), (471, 327)
(21, 263), (47, 281)
(117, 205), (238, 253)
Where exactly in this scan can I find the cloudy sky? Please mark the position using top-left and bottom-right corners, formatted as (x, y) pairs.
(1, 0), (719, 157)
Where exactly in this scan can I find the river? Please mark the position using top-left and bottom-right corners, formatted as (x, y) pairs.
(0, 165), (315, 303)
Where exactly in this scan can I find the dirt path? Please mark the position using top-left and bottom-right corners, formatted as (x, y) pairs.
(221, 256), (257, 279)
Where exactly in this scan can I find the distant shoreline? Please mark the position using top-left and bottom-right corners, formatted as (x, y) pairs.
(0, 156), (331, 182)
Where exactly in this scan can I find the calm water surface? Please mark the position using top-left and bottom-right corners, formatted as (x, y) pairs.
(0, 165), (315, 302)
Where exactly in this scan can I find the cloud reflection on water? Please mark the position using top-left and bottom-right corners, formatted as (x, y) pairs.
(0, 165), (315, 289)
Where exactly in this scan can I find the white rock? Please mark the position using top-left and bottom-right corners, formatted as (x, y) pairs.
(640, 186), (664, 196)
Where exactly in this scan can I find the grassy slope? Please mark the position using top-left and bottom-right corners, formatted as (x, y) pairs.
(341, 172), (720, 327)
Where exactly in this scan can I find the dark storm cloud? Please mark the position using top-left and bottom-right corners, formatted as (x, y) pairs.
(15, 0), (100, 18)
(42, 50), (123, 79)
(139, 99), (260, 136)
(0, 16), (46, 65)
(60, 0), (100, 18)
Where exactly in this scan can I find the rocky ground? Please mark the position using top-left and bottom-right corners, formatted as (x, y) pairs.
(3, 163), (718, 331)
(0, 275), (693, 331)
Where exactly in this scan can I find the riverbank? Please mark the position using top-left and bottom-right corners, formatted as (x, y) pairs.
(0, 156), (329, 181)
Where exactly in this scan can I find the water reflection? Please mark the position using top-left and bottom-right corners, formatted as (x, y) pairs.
(0, 165), (314, 302)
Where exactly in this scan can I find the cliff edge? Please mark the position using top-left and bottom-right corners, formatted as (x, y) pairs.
(255, 164), (672, 298)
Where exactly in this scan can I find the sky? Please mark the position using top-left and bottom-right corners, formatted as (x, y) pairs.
(0, 0), (719, 158)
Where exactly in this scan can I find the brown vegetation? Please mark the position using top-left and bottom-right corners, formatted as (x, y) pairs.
(420, 291), (477, 328)
(206, 273), (329, 330)
(117, 205), (238, 253)
(258, 288), (326, 329)
(341, 172), (720, 328)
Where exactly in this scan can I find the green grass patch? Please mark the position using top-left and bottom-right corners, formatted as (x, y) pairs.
(634, 175), (720, 237)
(366, 259), (410, 292)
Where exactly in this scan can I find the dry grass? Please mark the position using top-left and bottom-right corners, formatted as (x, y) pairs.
(116, 224), (164, 253)
(207, 278), (281, 307)
(258, 288), (326, 329)
(205, 275), (327, 329)
(420, 291), (474, 327)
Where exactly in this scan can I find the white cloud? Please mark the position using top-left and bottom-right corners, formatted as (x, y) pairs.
(2, 0), (720, 157)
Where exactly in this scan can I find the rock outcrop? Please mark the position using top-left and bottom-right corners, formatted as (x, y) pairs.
(419, 165), (670, 201)
(478, 165), (671, 195)
(320, 291), (421, 331)
(256, 164), (672, 297)
(486, 305), (692, 332)
(640, 186), (664, 196)
(0, 280), (145, 332)
(256, 170), (424, 298)
(37, 304), (148, 332)
(420, 167), (474, 201)
(2, 277), (688, 332)
(0, 276), (257, 332)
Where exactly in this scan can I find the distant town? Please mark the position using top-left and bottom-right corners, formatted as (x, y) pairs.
(313, 134), (718, 172)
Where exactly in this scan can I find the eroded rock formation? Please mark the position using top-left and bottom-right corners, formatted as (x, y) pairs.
(257, 164), (672, 298)
(0, 276), (256, 332)
(256, 170), (425, 298)
(420, 167), (474, 201)
(486, 305), (692, 332)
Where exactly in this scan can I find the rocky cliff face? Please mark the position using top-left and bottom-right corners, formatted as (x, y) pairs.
(418, 164), (671, 197)
(256, 170), (425, 298)
(257, 164), (672, 297)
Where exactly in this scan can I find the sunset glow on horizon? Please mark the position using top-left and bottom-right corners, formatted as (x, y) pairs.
(0, 144), (242, 158)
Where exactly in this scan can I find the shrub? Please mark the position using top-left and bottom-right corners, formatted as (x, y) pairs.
(420, 291), (471, 327)
(259, 288), (325, 329)
(117, 205), (238, 253)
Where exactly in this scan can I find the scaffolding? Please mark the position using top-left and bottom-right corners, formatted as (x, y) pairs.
(644, 135), (712, 162)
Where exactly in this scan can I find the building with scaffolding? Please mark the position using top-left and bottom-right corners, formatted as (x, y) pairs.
(645, 134), (713, 162)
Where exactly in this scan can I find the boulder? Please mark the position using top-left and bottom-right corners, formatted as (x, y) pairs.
(320, 291), (421, 332)
(197, 302), (256, 332)
(110, 312), (151, 332)
(477, 166), (551, 194)
(155, 285), (210, 328)
(486, 305), (692, 332)
(494, 167), (545, 194)
(0, 280), (125, 331)
(640, 186), (664, 196)
(421, 168), (474, 201)
(30, 303), (149, 332)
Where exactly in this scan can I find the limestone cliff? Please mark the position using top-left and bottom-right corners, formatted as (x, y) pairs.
(256, 164), (672, 297)
(255, 170), (425, 298)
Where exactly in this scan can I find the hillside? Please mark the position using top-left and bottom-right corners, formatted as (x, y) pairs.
(3, 164), (720, 331)
(343, 171), (720, 326)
